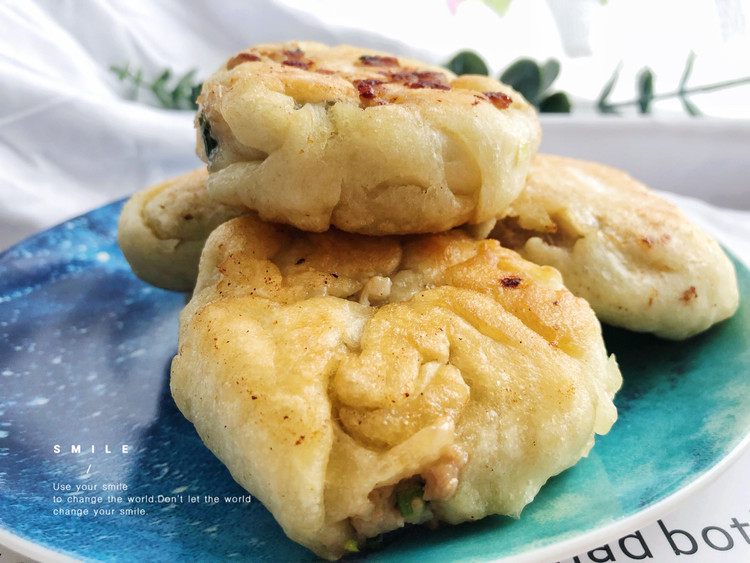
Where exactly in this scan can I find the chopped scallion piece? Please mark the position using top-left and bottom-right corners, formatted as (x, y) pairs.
(395, 482), (424, 518)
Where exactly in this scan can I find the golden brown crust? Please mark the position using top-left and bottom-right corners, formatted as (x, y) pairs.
(492, 154), (739, 339)
(196, 41), (540, 235)
(171, 215), (620, 559)
(117, 168), (245, 291)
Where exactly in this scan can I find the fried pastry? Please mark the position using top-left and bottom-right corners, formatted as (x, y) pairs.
(195, 41), (541, 235)
(491, 154), (739, 339)
(170, 215), (621, 560)
(117, 168), (245, 291)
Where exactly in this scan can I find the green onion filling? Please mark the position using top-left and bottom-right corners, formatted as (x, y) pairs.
(198, 113), (219, 162)
(395, 481), (425, 518)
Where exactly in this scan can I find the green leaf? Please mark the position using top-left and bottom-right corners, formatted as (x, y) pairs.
(109, 64), (203, 110)
(500, 58), (542, 104)
(680, 94), (701, 116)
(539, 91), (572, 113)
(172, 69), (200, 110)
(679, 51), (696, 93)
(110, 64), (129, 81)
(191, 83), (203, 107)
(151, 69), (174, 108)
(539, 59), (561, 93)
(446, 51), (489, 76)
(597, 64), (621, 113)
(483, 0), (514, 16)
(637, 68), (655, 113)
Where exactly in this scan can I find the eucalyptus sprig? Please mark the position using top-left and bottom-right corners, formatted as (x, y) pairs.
(500, 58), (571, 112)
(110, 63), (202, 110)
(445, 51), (571, 112)
(445, 50), (490, 76)
(111, 51), (749, 117)
(597, 52), (750, 116)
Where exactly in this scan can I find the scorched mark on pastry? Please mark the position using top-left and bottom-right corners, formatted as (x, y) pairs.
(226, 52), (261, 70)
(352, 70), (453, 106)
(681, 286), (698, 304)
(282, 59), (311, 69)
(500, 276), (522, 288)
(357, 55), (400, 67)
(354, 79), (383, 100)
(389, 71), (451, 91)
(484, 91), (513, 110)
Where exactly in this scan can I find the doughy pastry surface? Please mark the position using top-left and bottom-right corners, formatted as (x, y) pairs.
(117, 168), (245, 291)
(170, 215), (621, 559)
(195, 41), (541, 235)
(492, 154), (740, 339)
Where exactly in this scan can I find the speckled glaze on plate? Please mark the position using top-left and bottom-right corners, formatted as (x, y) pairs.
(1, 200), (749, 563)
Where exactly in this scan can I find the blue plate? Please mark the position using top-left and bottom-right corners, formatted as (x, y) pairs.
(1, 201), (749, 562)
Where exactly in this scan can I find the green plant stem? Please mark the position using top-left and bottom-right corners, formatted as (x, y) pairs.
(111, 66), (147, 96)
(604, 76), (750, 110)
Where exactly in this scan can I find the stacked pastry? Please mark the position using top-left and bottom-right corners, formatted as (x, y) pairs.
(118, 42), (738, 560)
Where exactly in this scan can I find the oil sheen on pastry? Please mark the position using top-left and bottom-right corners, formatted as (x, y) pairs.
(170, 215), (621, 559)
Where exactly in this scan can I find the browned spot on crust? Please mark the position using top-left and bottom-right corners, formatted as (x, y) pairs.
(357, 55), (400, 67)
(353, 78), (383, 100)
(282, 59), (311, 69)
(501, 276), (522, 288)
(388, 70), (451, 90)
(227, 52), (261, 70)
(484, 91), (513, 109)
(353, 70), (452, 105)
(253, 47), (314, 70)
(640, 233), (672, 248)
(681, 286), (698, 304)
(282, 48), (306, 60)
